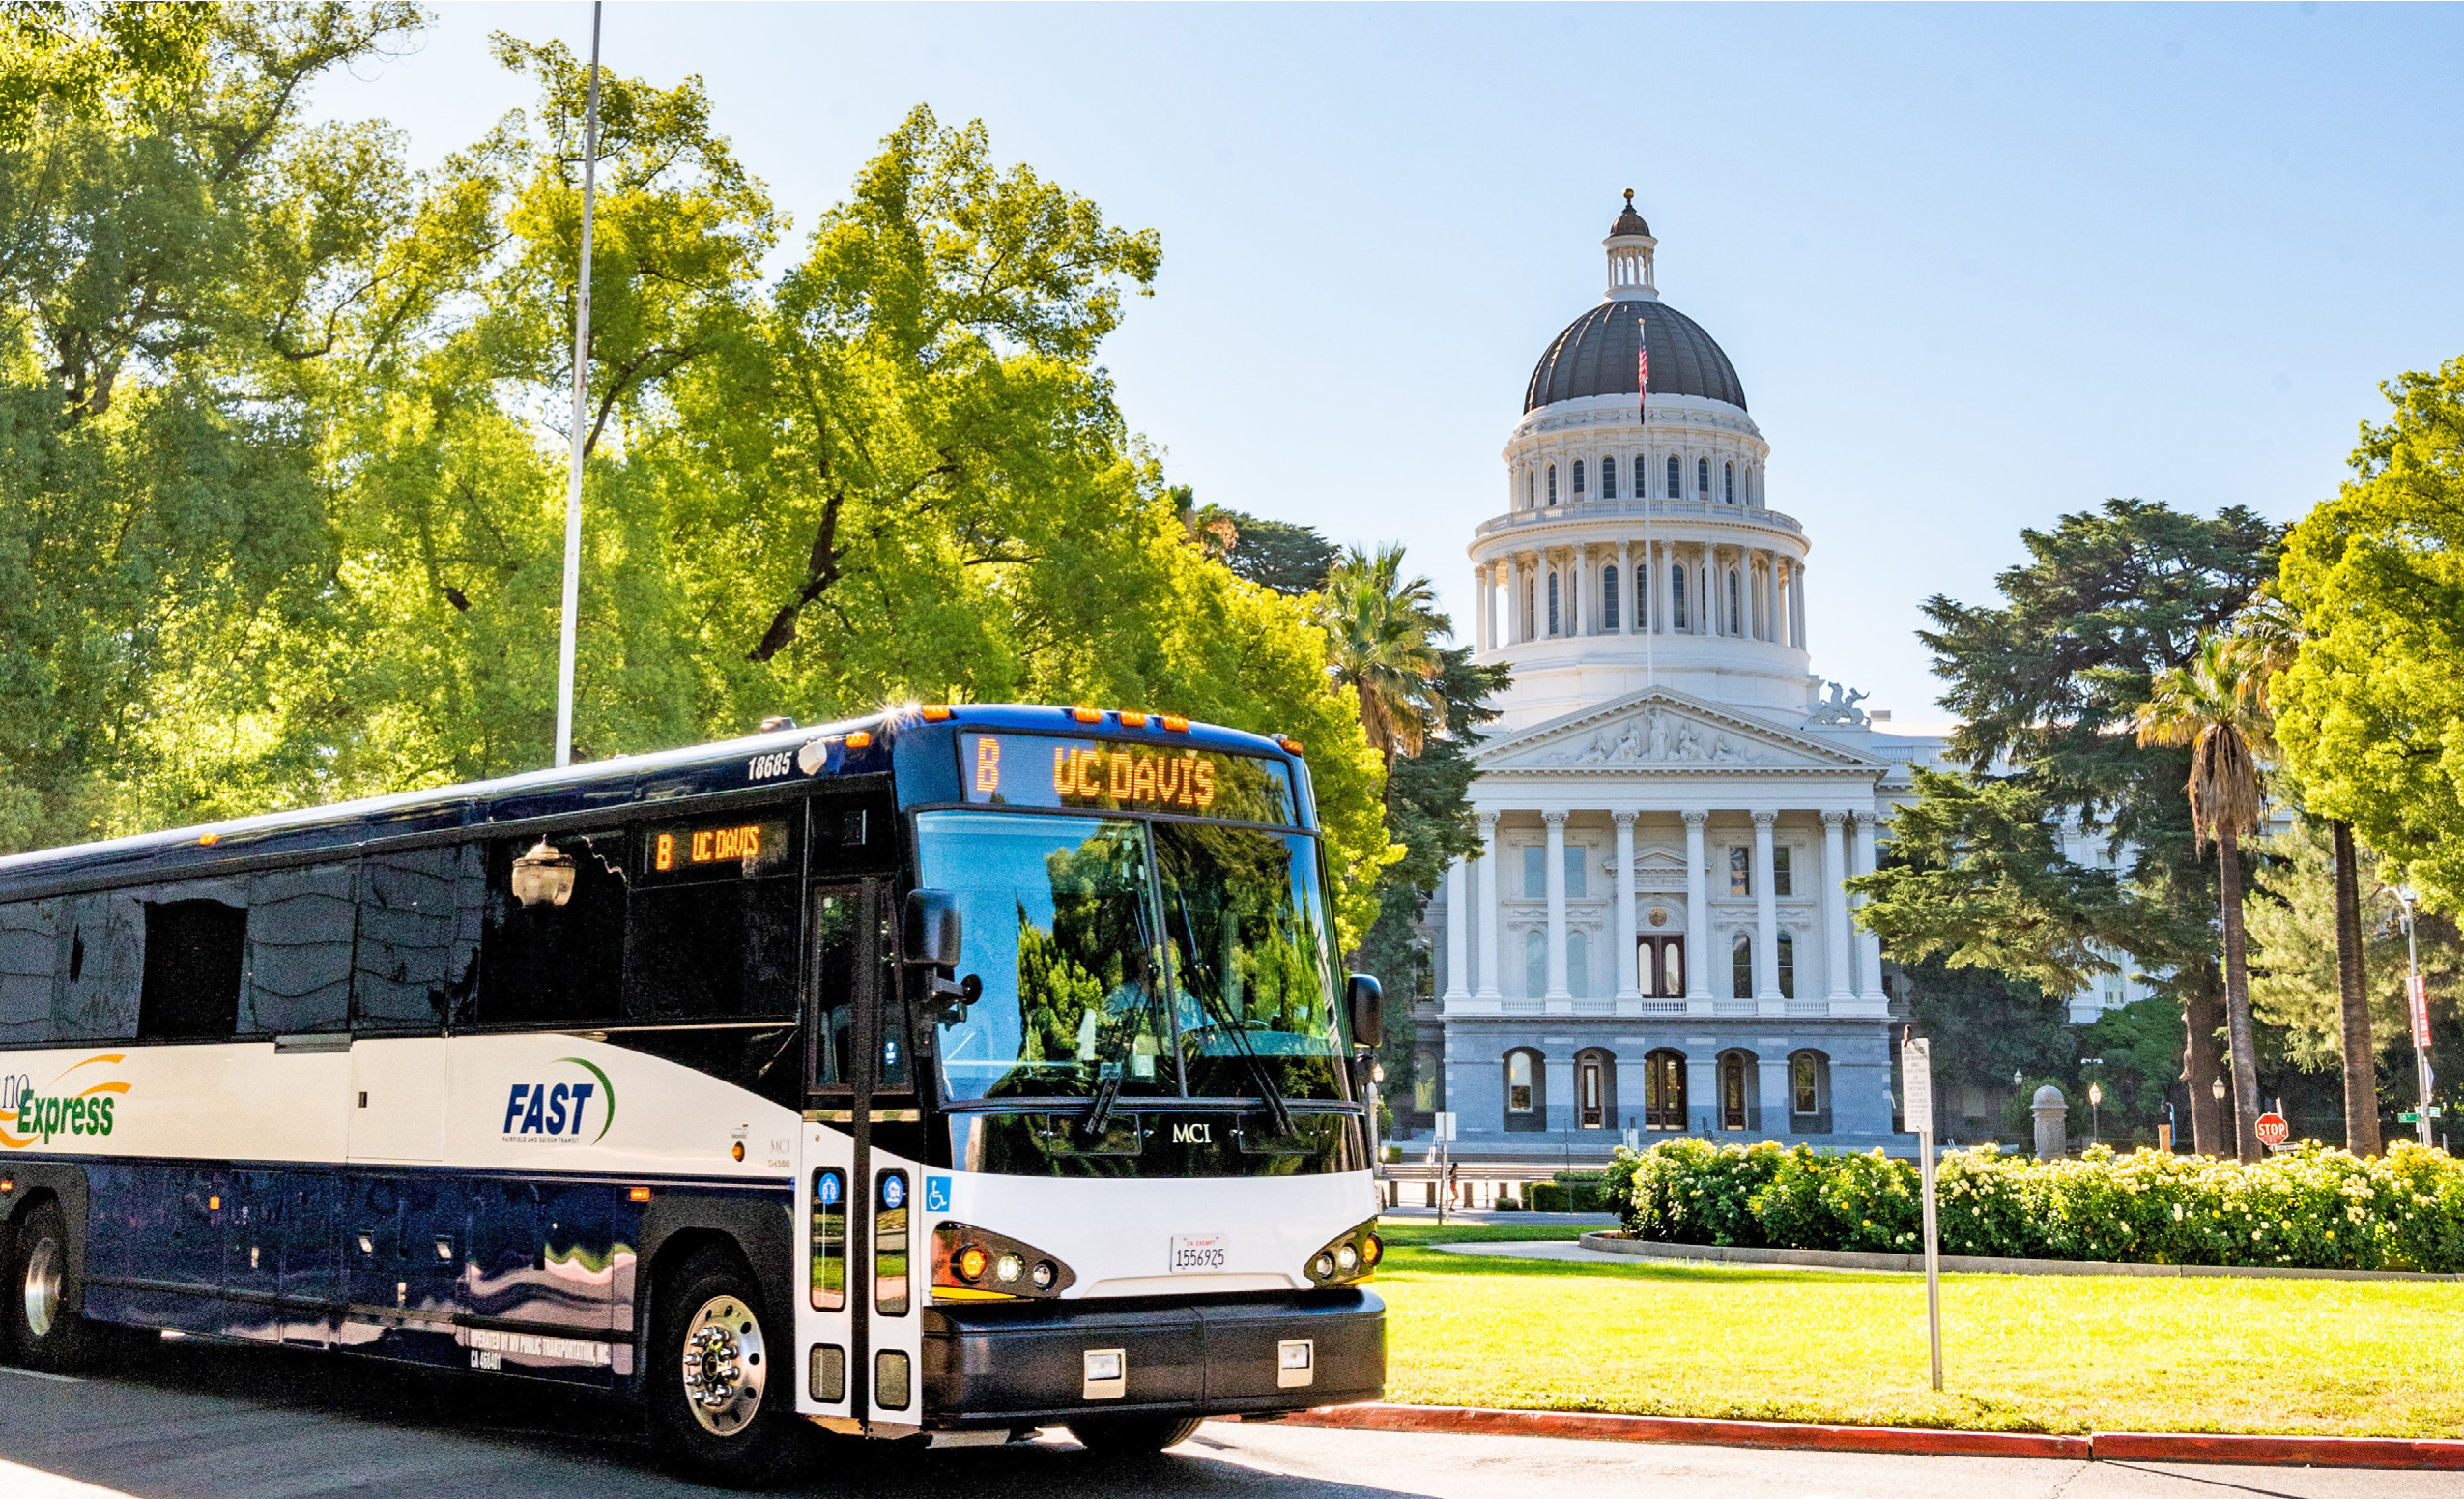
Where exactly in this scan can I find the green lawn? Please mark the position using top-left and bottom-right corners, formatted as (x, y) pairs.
(1370, 1223), (2464, 1437)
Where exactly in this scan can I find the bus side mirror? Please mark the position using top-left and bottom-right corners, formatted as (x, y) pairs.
(1345, 973), (1383, 1052)
(903, 889), (962, 968)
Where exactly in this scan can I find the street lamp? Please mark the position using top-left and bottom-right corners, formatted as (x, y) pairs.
(2088, 1081), (2103, 1144)
(2392, 884), (2437, 1148)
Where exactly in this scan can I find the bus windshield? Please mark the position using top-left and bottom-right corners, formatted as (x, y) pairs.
(913, 810), (1344, 1104)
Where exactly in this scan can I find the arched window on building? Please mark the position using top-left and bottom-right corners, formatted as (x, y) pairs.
(1776, 933), (1796, 999)
(1728, 568), (1742, 635)
(1504, 1048), (1546, 1132)
(1731, 932), (1753, 999)
(1725, 460), (1735, 504)
(1601, 565), (1619, 630)
(1566, 931), (1590, 999)
(1718, 1049), (1758, 1131)
(1699, 457), (1710, 496)
(1666, 454), (1682, 499)
(1790, 1050), (1832, 1133)
(1572, 459), (1586, 498)
(1526, 470), (1535, 509)
(1643, 1048), (1687, 1131)
(1575, 1047), (1616, 1129)
(1547, 572), (1561, 637)
(1547, 464), (1559, 505)
(1601, 456), (1619, 499)
(1522, 928), (1545, 999)
(1672, 563), (1689, 630)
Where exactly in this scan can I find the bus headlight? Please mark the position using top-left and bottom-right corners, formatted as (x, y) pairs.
(931, 1222), (1074, 1300)
(1304, 1219), (1382, 1286)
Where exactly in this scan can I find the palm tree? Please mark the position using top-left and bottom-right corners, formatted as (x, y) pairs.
(2230, 594), (2379, 1155)
(2136, 635), (2276, 1163)
(1317, 544), (1449, 778)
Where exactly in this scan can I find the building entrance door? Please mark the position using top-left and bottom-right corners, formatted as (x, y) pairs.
(1638, 936), (1685, 998)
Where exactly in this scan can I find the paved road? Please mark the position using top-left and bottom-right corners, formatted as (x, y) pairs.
(0, 1339), (2444, 1499)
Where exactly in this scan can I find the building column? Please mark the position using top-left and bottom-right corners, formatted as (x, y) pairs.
(1504, 555), (1521, 645)
(1476, 813), (1502, 999)
(1752, 811), (1781, 1005)
(1570, 544), (1586, 637)
(1443, 854), (1472, 1002)
(1851, 811), (1883, 998)
(1694, 547), (1711, 636)
(1792, 563), (1808, 649)
(1473, 564), (1488, 653)
(1682, 809), (1711, 1004)
(1820, 810), (1853, 1002)
(1543, 810), (1570, 1000)
(1613, 811), (1640, 999)
(1617, 540), (1633, 636)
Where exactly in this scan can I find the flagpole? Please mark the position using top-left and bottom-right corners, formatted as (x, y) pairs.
(553, 2), (603, 769)
(1639, 317), (1653, 690)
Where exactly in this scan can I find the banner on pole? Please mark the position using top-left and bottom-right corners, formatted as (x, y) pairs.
(2411, 973), (2433, 1048)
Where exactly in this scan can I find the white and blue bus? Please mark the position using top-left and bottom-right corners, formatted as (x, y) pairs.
(0, 705), (1386, 1485)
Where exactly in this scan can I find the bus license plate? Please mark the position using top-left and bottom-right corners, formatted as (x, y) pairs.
(1168, 1233), (1227, 1273)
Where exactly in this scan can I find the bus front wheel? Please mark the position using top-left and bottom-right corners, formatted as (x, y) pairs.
(649, 1247), (806, 1488)
(6, 1202), (103, 1373)
(1068, 1415), (1204, 1454)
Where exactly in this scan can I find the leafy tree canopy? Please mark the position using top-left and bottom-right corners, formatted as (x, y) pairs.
(1191, 503), (1337, 597)
(2273, 358), (2464, 908)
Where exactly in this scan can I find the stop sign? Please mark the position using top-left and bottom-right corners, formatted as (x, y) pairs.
(2255, 1113), (2290, 1148)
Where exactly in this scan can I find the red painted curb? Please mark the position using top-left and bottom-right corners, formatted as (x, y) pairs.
(1274, 1403), (2090, 1459)
(2094, 1431), (2464, 1471)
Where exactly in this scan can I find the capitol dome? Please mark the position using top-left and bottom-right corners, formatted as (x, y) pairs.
(1524, 300), (1748, 414)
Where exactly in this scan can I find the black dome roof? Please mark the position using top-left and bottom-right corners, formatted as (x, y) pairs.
(1523, 299), (1747, 414)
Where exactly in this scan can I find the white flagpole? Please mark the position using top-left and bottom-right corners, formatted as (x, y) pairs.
(553, 2), (604, 769)
(1640, 318), (1654, 689)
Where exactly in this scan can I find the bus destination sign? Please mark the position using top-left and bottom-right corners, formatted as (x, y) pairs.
(960, 733), (1298, 826)
(641, 815), (795, 882)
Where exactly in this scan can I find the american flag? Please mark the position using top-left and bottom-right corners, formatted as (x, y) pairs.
(1636, 323), (1649, 425)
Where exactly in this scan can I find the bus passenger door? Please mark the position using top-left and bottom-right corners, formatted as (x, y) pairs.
(794, 883), (867, 1429)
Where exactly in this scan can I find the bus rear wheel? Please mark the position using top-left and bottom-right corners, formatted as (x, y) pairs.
(1068, 1415), (1204, 1454)
(6, 1202), (103, 1373)
(649, 1247), (806, 1488)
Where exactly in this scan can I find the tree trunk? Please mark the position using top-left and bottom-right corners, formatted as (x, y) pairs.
(2332, 819), (2381, 1155)
(2182, 966), (2224, 1156)
(2219, 826), (2263, 1164)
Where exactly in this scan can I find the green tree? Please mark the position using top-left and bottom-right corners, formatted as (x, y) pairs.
(1317, 544), (1447, 777)
(1191, 503), (1338, 597)
(1903, 499), (2278, 1155)
(2135, 635), (2275, 1162)
(2274, 358), (2464, 908)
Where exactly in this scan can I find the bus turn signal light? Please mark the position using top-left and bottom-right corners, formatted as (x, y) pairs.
(931, 1222), (1075, 1299)
(957, 1245), (988, 1283)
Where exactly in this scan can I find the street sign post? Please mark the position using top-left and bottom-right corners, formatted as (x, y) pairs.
(2254, 1112), (2290, 1150)
(1902, 1036), (1942, 1392)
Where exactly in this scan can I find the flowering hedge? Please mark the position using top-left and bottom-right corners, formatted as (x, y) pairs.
(1600, 1137), (2464, 1272)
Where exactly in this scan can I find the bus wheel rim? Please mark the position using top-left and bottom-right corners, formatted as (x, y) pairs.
(22, 1234), (61, 1340)
(680, 1295), (765, 1436)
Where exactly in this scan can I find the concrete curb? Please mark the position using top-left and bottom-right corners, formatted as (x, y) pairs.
(1576, 1231), (2464, 1283)
(1265, 1404), (2464, 1471)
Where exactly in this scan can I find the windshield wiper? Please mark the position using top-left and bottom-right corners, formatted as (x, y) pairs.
(1166, 889), (1295, 1137)
(1079, 1069), (1124, 1139)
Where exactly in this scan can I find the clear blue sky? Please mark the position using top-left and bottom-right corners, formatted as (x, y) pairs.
(310, 3), (2464, 724)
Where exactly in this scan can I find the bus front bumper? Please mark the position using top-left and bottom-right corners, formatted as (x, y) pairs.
(921, 1288), (1384, 1427)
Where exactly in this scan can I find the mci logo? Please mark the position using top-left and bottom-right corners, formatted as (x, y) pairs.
(501, 1057), (616, 1144)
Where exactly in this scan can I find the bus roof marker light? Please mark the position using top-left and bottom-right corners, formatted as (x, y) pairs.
(1275, 735), (1304, 756)
(920, 705), (952, 722)
(844, 731), (873, 749)
(1161, 715), (1189, 733)
(197, 832), (219, 846)
(510, 838), (577, 908)
(629, 1187), (652, 1202)
(1070, 707), (1102, 724)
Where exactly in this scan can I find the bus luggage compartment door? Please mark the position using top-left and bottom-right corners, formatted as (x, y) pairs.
(347, 1036), (446, 1162)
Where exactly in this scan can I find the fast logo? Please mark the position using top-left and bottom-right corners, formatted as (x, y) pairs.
(501, 1057), (616, 1145)
(1, 1054), (131, 1150)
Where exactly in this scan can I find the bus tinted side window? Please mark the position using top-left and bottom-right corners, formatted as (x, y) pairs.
(57, 892), (141, 1041)
(240, 863), (356, 1035)
(354, 847), (482, 1032)
(477, 832), (628, 1028)
(138, 885), (248, 1040)
(0, 900), (61, 1045)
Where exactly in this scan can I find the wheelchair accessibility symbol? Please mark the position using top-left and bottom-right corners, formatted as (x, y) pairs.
(925, 1176), (952, 1213)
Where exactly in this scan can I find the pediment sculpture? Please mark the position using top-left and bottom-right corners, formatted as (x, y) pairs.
(1545, 706), (1766, 766)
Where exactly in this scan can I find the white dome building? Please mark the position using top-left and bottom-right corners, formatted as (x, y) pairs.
(1418, 194), (1947, 1160)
